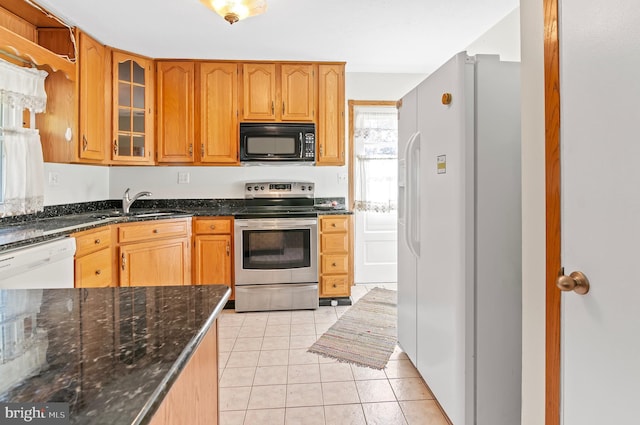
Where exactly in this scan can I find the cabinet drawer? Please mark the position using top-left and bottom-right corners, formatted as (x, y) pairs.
(118, 219), (190, 243)
(321, 232), (348, 254)
(321, 254), (349, 274)
(194, 218), (232, 235)
(75, 249), (112, 288)
(74, 226), (112, 257)
(320, 216), (349, 233)
(320, 275), (349, 297)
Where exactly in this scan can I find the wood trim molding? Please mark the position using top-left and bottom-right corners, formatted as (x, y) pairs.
(544, 0), (561, 424)
(347, 100), (399, 210)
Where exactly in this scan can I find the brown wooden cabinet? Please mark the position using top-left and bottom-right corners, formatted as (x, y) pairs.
(112, 51), (155, 164)
(193, 217), (234, 299)
(280, 63), (315, 121)
(241, 62), (315, 122)
(319, 215), (352, 298)
(78, 31), (110, 163)
(73, 226), (114, 288)
(118, 218), (192, 286)
(156, 61), (195, 163)
(317, 64), (345, 165)
(198, 63), (239, 164)
(241, 63), (277, 120)
(149, 321), (218, 425)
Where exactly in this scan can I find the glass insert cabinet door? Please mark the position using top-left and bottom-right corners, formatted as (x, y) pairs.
(112, 52), (154, 163)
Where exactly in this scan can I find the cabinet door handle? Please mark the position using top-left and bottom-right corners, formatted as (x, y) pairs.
(271, 101), (274, 115)
(189, 143), (193, 157)
(283, 101), (285, 115)
(226, 241), (230, 256)
(94, 239), (100, 244)
(319, 144), (324, 156)
(82, 135), (88, 151)
(201, 143), (205, 158)
(113, 139), (118, 156)
(95, 269), (102, 276)
(121, 253), (126, 271)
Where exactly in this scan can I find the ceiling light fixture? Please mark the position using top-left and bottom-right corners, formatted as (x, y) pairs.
(199, 0), (267, 25)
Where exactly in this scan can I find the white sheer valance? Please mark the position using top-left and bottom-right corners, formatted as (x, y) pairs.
(353, 108), (398, 213)
(0, 60), (48, 113)
(0, 59), (47, 217)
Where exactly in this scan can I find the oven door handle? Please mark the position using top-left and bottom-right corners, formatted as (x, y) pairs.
(235, 219), (318, 228)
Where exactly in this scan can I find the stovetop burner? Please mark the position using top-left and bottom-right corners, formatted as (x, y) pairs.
(238, 181), (320, 218)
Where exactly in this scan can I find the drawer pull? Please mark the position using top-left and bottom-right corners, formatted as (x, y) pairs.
(331, 223), (336, 227)
(332, 283), (337, 288)
(210, 225), (216, 230)
(95, 269), (101, 276)
(94, 239), (100, 244)
(332, 262), (337, 267)
(153, 229), (159, 234)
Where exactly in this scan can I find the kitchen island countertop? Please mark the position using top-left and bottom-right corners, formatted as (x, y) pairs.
(0, 285), (231, 424)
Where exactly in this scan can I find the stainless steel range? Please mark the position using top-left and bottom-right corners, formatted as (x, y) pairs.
(234, 182), (319, 312)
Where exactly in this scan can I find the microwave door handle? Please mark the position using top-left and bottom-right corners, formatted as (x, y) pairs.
(299, 132), (303, 158)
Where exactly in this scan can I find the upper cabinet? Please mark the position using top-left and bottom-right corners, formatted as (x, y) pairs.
(280, 64), (315, 121)
(78, 31), (110, 163)
(112, 51), (155, 164)
(316, 64), (345, 165)
(199, 62), (239, 164)
(241, 63), (277, 120)
(156, 61), (195, 163)
(241, 63), (316, 122)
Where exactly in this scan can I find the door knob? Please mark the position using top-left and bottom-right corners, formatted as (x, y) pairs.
(556, 271), (590, 295)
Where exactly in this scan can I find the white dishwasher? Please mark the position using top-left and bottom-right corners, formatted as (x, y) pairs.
(0, 237), (76, 289)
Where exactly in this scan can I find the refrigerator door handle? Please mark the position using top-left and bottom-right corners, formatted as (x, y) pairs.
(404, 131), (421, 257)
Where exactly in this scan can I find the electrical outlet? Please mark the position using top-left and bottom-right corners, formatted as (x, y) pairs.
(48, 172), (60, 186)
(178, 172), (190, 184)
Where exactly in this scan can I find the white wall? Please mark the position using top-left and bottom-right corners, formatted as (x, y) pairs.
(43, 163), (109, 206)
(108, 165), (347, 200)
(519, 0), (546, 424)
(466, 7), (521, 61)
(346, 73), (426, 101)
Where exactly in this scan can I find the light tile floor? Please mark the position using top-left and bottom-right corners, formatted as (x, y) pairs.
(217, 283), (450, 425)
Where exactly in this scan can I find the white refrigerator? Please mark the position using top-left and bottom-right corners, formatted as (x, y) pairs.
(397, 52), (522, 425)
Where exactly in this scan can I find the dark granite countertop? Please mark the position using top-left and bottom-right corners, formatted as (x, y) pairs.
(0, 199), (351, 252)
(0, 285), (231, 425)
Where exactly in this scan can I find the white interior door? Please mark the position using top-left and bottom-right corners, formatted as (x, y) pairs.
(560, 0), (640, 423)
(353, 105), (398, 283)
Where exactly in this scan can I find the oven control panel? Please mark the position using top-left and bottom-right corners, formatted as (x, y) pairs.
(244, 182), (314, 198)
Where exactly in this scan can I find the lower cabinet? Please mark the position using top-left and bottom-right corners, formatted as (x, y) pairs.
(193, 217), (234, 299)
(318, 215), (353, 298)
(118, 218), (192, 286)
(73, 226), (114, 288)
(149, 321), (218, 425)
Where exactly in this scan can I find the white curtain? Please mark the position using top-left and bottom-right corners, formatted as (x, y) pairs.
(353, 108), (398, 213)
(0, 59), (48, 217)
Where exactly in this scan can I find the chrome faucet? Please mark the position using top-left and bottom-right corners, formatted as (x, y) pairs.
(122, 188), (152, 214)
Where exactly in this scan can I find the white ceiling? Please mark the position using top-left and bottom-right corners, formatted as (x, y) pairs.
(34, 0), (519, 74)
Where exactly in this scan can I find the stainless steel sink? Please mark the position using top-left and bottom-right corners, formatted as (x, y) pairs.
(87, 209), (188, 219)
(132, 211), (178, 218)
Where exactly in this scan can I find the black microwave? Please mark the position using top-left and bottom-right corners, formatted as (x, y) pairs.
(239, 123), (316, 164)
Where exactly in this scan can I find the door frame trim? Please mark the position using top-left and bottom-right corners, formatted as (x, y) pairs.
(544, 0), (561, 423)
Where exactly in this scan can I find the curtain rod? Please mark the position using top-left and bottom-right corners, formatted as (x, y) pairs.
(0, 50), (38, 68)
